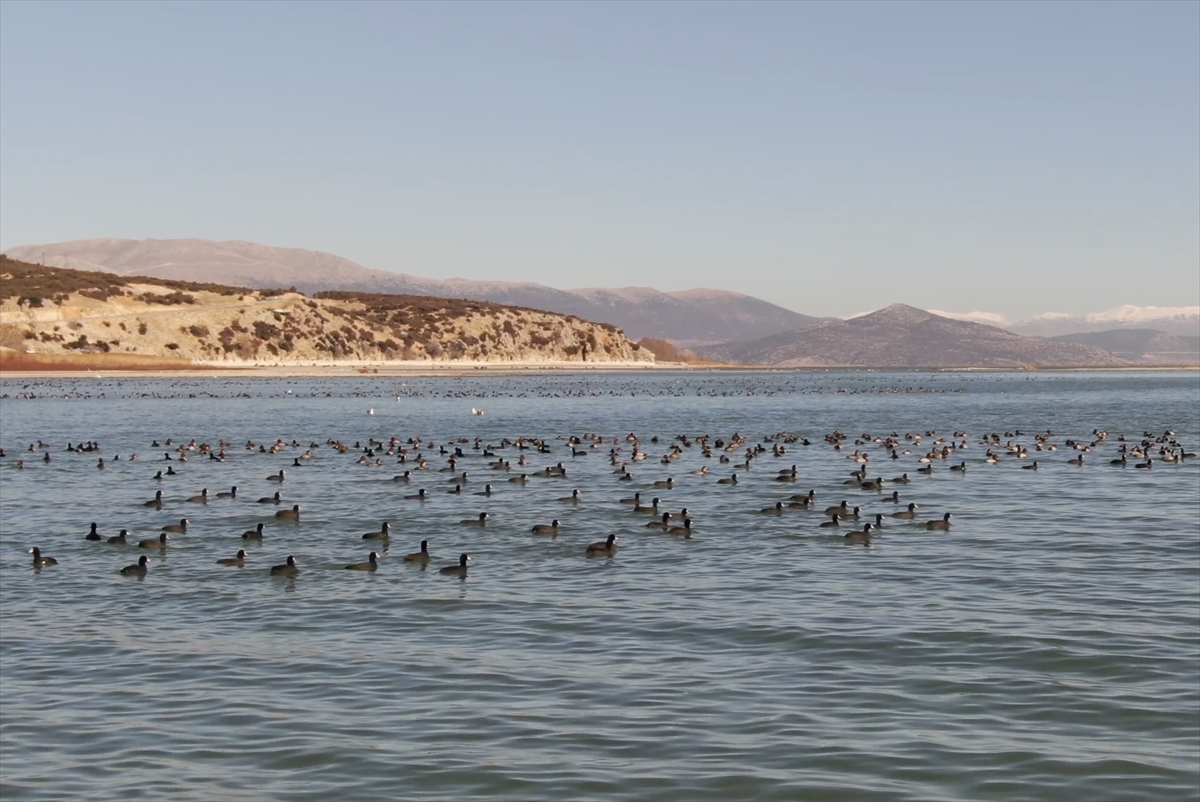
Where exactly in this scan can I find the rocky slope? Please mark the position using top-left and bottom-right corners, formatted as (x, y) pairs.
(0, 257), (653, 365)
(1046, 329), (1199, 365)
(695, 304), (1129, 368)
(2, 239), (822, 344)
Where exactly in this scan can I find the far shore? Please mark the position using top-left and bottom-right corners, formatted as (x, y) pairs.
(0, 353), (1195, 380)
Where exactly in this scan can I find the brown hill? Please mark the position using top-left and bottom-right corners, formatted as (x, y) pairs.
(1, 239), (822, 344)
(695, 304), (1129, 368)
(0, 257), (652, 366)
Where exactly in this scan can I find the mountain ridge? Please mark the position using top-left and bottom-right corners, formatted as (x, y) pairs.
(1045, 329), (1199, 364)
(2, 238), (823, 344)
(932, 305), (1200, 337)
(695, 304), (1130, 368)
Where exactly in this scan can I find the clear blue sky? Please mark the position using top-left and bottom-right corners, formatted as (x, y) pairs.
(1, 1), (1196, 319)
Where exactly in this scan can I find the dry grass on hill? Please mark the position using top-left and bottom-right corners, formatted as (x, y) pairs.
(0, 257), (653, 366)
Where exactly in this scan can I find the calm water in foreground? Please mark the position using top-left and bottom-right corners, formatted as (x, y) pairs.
(0, 370), (1197, 802)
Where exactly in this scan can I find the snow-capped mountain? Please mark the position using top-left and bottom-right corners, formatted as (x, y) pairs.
(931, 306), (1200, 338)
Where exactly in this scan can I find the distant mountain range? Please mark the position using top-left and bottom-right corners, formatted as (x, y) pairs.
(1, 239), (823, 345)
(694, 304), (1129, 368)
(4, 239), (1195, 363)
(931, 306), (1200, 338)
(1046, 329), (1199, 364)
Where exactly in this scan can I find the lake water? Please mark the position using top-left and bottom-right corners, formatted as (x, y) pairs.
(1, 370), (1197, 802)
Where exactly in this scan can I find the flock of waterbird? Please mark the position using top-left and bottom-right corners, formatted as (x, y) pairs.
(12, 420), (1193, 578)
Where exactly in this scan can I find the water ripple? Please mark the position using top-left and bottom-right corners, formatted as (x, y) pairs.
(1, 370), (1197, 801)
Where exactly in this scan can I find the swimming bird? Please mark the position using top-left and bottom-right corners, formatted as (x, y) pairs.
(217, 550), (247, 567)
(619, 491), (642, 505)
(187, 488), (209, 503)
(108, 529), (130, 545)
(270, 555), (299, 577)
(760, 501), (784, 515)
(892, 503), (918, 519)
(845, 523), (873, 544)
(788, 490), (816, 507)
(1109, 455), (1127, 467)
(891, 474), (910, 484)
(362, 522), (391, 540)
(216, 486), (237, 498)
(267, 470), (285, 482)
(404, 488), (428, 500)
(818, 514), (841, 528)
(344, 552), (379, 571)
(646, 512), (672, 530)
(392, 471), (411, 482)
(585, 534), (618, 557)
(559, 488), (581, 503)
(475, 484), (494, 497)
(633, 496), (660, 513)
(120, 555), (149, 576)
(139, 533), (169, 549)
(403, 540), (431, 564)
(652, 477), (674, 489)
(531, 519), (561, 535)
(1067, 454), (1085, 466)
(162, 518), (188, 534)
(667, 519), (692, 537)
(1135, 458), (1153, 469)
(85, 522), (101, 541)
(143, 490), (164, 508)
(242, 523), (265, 540)
(257, 491), (282, 504)
(461, 512), (488, 527)
(29, 547), (57, 567)
(926, 512), (953, 530)
(275, 505), (301, 520)
(439, 553), (470, 576)
(1021, 461), (1038, 470)
(716, 473), (739, 485)
(823, 501), (850, 517)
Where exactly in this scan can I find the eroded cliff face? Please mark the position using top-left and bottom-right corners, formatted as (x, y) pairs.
(0, 259), (653, 365)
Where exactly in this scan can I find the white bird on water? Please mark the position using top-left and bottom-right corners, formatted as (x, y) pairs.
(368, 409), (375, 416)
(472, 408), (484, 416)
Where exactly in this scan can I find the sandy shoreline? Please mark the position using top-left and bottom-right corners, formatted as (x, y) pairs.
(0, 358), (692, 379)
(0, 359), (1195, 380)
